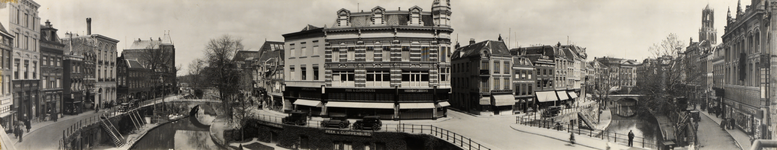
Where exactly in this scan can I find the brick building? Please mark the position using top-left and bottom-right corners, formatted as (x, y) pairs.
(121, 33), (175, 100)
(61, 18), (118, 111)
(283, 0), (453, 119)
(451, 39), (512, 115)
(39, 20), (63, 120)
(0, 22), (13, 128)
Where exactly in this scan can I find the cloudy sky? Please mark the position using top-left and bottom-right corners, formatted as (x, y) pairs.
(31, 0), (744, 75)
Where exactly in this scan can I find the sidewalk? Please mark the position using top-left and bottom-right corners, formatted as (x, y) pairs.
(698, 108), (751, 150)
(510, 124), (645, 150)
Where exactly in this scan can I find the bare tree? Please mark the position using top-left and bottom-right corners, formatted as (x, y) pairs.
(203, 35), (243, 122)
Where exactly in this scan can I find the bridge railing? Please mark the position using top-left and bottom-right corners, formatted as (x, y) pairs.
(516, 116), (656, 149)
(246, 113), (491, 150)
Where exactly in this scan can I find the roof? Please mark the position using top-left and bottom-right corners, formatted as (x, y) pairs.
(127, 37), (172, 49)
(333, 7), (438, 27)
(233, 51), (260, 62)
(513, 56), (534, 67)
(126, 59), (145, 69)
(451, 40), (510, 59)
(301, 24), (321, 31)
(0, 22), (10, 38)
(517, 45), (555, 60)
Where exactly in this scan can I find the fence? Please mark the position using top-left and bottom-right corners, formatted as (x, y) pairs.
(58, 96), (172, 150)
(246, 113), (491, 150)
(516, 116), (656, 149)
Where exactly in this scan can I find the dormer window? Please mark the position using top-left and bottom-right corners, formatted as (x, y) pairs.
(409, 6), (422, 26)
(372, 6), (385, 25)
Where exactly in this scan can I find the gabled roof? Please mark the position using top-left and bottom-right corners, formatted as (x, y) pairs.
(517, 45), (555, 60)
(513, 56), (534, 67)
(0, 22), (10, 38)
(301, 24), (321, 32)
(451, 40), (510, 59)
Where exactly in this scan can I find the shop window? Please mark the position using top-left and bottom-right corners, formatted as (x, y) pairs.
(333, 141), (352, 150)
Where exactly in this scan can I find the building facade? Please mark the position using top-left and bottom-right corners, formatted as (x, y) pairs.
(39, 20), (63, 121)
(62, 48), (85, 115)
(719, 0), (775, 139)
(512, 56), (535, 113)
(451, 39), (513, 115)
(117, 55), (149, 104)
(0, 22), (13, 128)
(1, 0), (41, 121)
(254, 41), (284, 111)
(61, 18), (119, 111)
(283, 0), (452, 119)
(121, 33), (175, 101)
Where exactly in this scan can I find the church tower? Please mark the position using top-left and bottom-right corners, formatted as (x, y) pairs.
(700, 4), (717, 45)
(432, 0), (452, 27)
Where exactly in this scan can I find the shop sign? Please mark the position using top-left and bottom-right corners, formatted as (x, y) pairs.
(345, 89), (376, 92)
(404, 89), (428, 93)
(325, 129), (372, 137)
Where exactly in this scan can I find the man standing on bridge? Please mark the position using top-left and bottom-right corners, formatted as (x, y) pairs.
(628, 130), (634, 147)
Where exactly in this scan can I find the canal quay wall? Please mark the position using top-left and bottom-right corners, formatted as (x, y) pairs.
(61, 100), (216, 150)
(228, 118), (463, 150)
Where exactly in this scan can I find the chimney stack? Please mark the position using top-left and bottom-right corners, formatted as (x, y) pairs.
(469, 38), (475, 45)
(86, 18), (92, 35)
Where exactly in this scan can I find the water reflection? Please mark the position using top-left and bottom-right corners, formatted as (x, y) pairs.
(129, 117), (217, 150)
(605, 111), (659, 142)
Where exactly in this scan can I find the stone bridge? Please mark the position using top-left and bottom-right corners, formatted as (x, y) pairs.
(608, 94), (644, 117)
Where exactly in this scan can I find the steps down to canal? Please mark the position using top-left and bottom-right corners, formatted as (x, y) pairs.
(100, 114), (126, 147)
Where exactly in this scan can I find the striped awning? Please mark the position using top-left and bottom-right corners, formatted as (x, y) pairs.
(293, 99), (322, 107)
(326, 102), (395, 109)
(399, 103), (436, 109)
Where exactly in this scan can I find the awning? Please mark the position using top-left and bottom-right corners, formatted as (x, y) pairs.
(437, 101), (451, 107)
(326, 101), (395, 109)
(556, 91), (570, 100)
(536, 91), (559, 102)
(493, 94), (516, 106)
(293, 99), (322, 107)
(479, 97), (491, 105)
(567, 92), (578, 99)
(399, 103), (436, 109)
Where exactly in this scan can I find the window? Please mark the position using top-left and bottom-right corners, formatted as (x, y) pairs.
(493, 61), (500, 74)
(440, 47), (447, 62)
(382, 47), (391, 62)
(481, 79), (489, 92)
(481, 61), (489, 71)
(366, 70), (390, 87)
(421, 47), (430, 61)
(301, 67), (307, 80)
(313, 67), (319, 80)
(347, 47), (355, 61)
(300, 42), (307, 57)
(366, 47), (374, 62)
(333, 141), (352, 150)
(32, 61), (36, 78)
(289, 43), (295, 57)
(494, 78), (500, 90)
(401, 47), (410, 61)
(504, 61), (510, 74)
(332, 48), (340, 62)
(332, 70), (355, 86)
(440, 68), (449, 82)
(401, 70), (429, 87)
(504, 77), (510, 90)
(289, 66), (295, 80)
(312, 41), (319, 55)
(23, 60), (28, 79)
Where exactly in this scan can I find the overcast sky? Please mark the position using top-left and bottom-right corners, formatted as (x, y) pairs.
(32, 0), (745, 75)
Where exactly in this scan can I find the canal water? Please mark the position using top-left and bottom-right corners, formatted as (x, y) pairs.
(130, 111), (221, 150)
(604, 108), (659, 144)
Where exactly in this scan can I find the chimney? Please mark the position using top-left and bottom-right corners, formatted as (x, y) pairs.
(469, 38), (475, 45)
(86, 18), (92, 35)
(159, 37), (162, 41)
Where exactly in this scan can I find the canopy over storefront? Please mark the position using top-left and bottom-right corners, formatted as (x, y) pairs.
(326, 101), (395, 109)
(293, 99), (322, 107)
(493, 94), (516, 106)
(556, 91), (570, 101)
(536, 91), (559, 102)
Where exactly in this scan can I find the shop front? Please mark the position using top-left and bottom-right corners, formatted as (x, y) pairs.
(293, 99), (323, 117)
(491, 94), (515, 115)
(724, 98), (762, 137)
(398, 103), (436, 119)
(556, 91), (571, 107)
(513, 96), (534, 114)
(326, 101), (395, 119)
(535, 91), (559, 108)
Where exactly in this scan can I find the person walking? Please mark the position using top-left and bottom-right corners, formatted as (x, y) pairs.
(17, 121), (23, 142)
(24, 115), (30, 133)
(628, 130), (635, 147)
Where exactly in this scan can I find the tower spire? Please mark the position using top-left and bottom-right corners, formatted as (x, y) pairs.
(737, 0), (743, 15)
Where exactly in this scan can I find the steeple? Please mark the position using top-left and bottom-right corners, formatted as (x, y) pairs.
(737, 0), (743, 16)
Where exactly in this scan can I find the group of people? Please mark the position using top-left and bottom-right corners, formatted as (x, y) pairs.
(720, 117), (736, 130)
(12, 115), (31, 142)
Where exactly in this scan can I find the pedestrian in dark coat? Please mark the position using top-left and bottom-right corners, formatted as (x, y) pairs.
(17, 121), (23, 142)
(628, 130), (635, 147)
(24, 118), (30, 133)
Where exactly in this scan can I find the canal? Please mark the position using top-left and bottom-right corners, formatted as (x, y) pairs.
(130, 104), (221, 150)
(604, 107), (660, 145)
